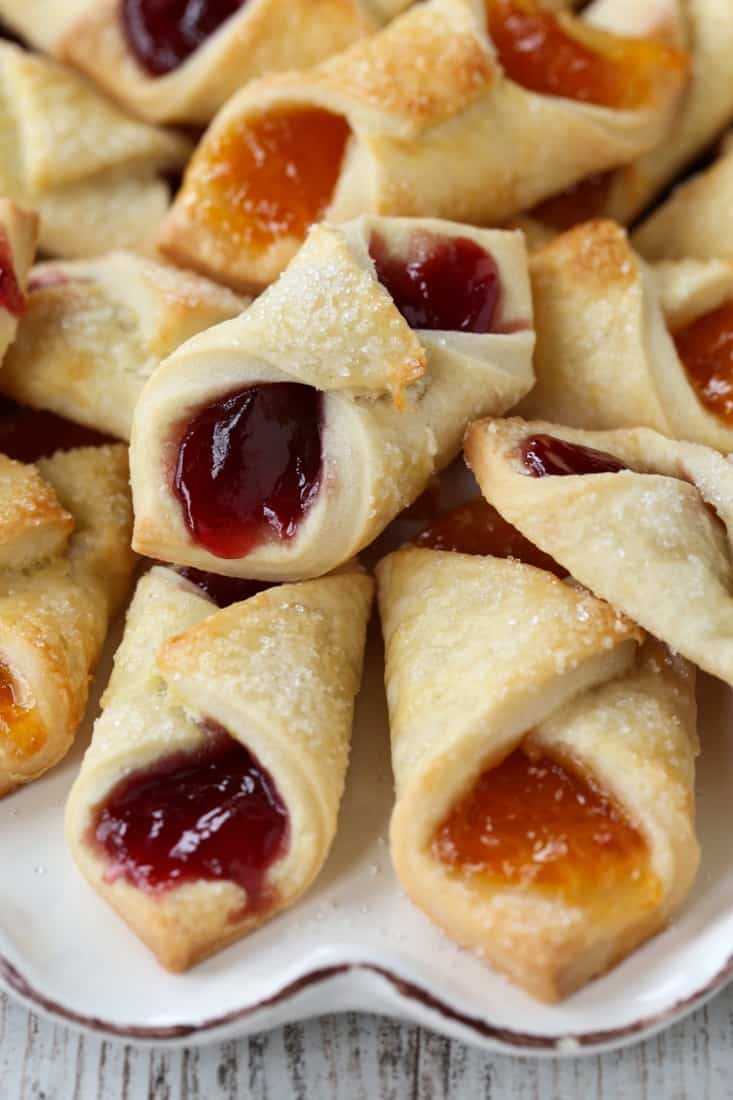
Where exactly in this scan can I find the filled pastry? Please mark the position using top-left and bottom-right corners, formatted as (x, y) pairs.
(0, 198), (37, 363)
(634, 133), (733, 263)
(0, 442), (135, 796)
(131, 216), (534, 581)
(157, 0), (687, 292)
(465, 415), (733, 687)
(524, 0), (733, 232)
(42, 0), (415, 126)
(377, 541), (698, 1003)
(0, 41), (191, 259)
(0, 252), (247, 440)
(522, 219), (733, 451)
(65, 562), (373, 971)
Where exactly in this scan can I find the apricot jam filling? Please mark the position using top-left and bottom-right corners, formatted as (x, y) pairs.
(487, 0), (687, 109)
(415, 497), (564, 576)
(0, 228), (25, 319)
(93, 724), (289, 913)
(122, 0), (246, 76)
(521, 434), (629, 477)
(369, 232), (501, 333)
(0, 662), (45, 761)
(172, 383), (323, 559)
(187, 107), (351, 250)
(673, 301), (733, 426)
(433, 746), (659, 911)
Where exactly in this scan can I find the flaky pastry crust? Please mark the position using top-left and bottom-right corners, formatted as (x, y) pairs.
(0, 444), (135, 796)
(158, 0), (687, 291)
(377, 547), (698, 1002)
(58, 0), (403, 125)
(521, 220), (733, 451)
(65, 564), (373, 971)
(132, 216), (534, 580)
(634, 132), (733, 262)
(0, 42), (190, 258)
(0, 252), (247, 440)
(0, 198), (38, 364)
(466, 416), (733, 686)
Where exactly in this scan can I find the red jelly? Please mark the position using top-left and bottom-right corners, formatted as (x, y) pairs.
(173, 383), (323, 559)
(369, 231), (501, 333)
(0, 229), (25, 319)
(416, 497), (565, 576)
(176, 566), (271, 607)
(522, 434), (628, 477)
(531, 172), (612, 232)
(0, 399), (113, 463)
(94, 725), (288, 911)
(122, 0), (246, 76)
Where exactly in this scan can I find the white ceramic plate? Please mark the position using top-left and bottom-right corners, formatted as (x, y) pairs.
(2, 472), (733, 1055)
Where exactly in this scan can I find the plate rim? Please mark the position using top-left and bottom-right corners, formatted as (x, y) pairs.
(3, 944), (732, 1056)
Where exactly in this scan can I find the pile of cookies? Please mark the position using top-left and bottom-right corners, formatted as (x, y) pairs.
(0, 0), (732, 1005)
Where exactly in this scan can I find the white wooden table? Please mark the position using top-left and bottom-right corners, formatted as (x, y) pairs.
(2, 983), (732, 1098)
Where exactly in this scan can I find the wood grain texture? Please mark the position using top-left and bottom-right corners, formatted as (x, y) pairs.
(2, 987), (733, 1099)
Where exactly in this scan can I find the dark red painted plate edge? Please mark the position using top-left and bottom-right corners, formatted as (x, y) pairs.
(2, 948), (732, 1054)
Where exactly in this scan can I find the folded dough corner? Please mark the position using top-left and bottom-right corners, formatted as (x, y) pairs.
(131, 215), (535, 581)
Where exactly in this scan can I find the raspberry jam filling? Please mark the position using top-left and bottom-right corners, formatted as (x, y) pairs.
(176, 566), (271, 607)
(0, 399), (113, 463)
(488, 0), (686, 109)
(433, 746), (658, 912)
(122, 0), (246, 76)
(93, 724), (289, 911)
(415, 498), (564, 576)
(0, 662), (45, 761)
(187, 107), (351, 250)
(673, 301), (733, 425)
(531, 173), (612, 232)
(173, 383), (323, 559)
(0, 229), (25, 319)
(521, 433), (628, 477)
(369, 232), (501, 333)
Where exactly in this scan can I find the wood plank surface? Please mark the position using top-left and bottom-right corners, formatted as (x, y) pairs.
(2, 984), (733, 1099)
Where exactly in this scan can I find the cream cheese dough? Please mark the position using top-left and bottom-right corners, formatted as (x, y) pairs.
(0, 41), (190, 258)
(0, 253), (247, 440)
(522, 220), (733, 451)
(0, 443), (135, 796)
(157, 0), (687, 292)
(465, 416), (733, 687)
(65, 564), (373, 971)
(377, 546), (698, 1003)
(131, 216), (535, 581)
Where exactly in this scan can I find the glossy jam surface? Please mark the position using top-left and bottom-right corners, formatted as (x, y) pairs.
(189, 108), (350, 250)
(434, 747), (658, 910)
(122, 0), (246, 76)
(369, 232), (501, 333)
(0, 663), (45, 760)
(415, 498), (564, 576)
(0, 399), (113, 463)
(522, 433), (628, 477)
(176, 566), (271, 607)
(673, 302), (733, 425)
(0, 229), (25, 319)
(532, 172), (611, 232)
(94, 726), (288, 910)
(488, 0), (686, 109)
(173, 383), (323, 559)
